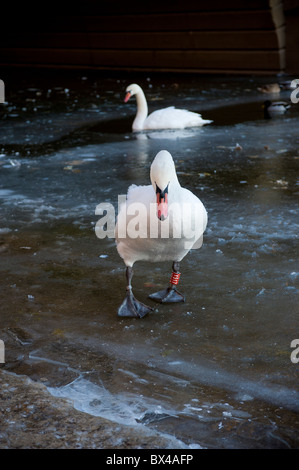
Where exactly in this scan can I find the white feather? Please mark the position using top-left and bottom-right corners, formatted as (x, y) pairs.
(115, 150), (208, 267)
(125, 84), (212, 131)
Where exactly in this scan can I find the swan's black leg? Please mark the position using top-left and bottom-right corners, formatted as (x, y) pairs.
(118, 266), (153, 318)
(149, 261), (185, 303)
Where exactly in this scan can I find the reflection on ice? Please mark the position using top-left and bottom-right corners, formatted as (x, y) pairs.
(47, 376), (196, 448)
(133, 128), (205, 141)
(49, 377), (145, 426)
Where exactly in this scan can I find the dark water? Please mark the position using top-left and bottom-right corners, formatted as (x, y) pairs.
(0, 71), (298, 448)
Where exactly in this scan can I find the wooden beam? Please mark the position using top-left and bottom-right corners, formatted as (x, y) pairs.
(0, 47), (283, 71)
(0, 30), (283, 50)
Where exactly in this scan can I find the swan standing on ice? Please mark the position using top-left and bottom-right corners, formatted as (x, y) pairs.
(115, 150), (208, 318)
(124, 84), (212, 131)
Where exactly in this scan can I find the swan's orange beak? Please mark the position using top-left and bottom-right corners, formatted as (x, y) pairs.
(124, 91), (131, 103)
(156, 186), (168, 221)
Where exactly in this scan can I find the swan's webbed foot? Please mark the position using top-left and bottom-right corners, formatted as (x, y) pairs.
(149, 285), (185, 304)
(149, 261), (185, 304)
(118, 289), (153, 318)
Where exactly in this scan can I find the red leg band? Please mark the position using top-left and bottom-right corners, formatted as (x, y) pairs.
(170, 271), (181, 285)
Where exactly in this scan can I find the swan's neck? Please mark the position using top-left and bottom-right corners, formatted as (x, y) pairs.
(133, 89), (148, 131)
(168, 179), (181, 200)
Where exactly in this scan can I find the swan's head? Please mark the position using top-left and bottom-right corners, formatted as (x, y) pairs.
(150, 150), (178, 221)
(124, 83), (142, 103)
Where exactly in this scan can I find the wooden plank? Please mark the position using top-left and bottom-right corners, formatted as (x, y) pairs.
(285, 14), (299, 73)
(0, 3), (285, 74)
(89, 30), (282, 50)
(15, 10), (278, 33)
(0, 33), (91, 49)
(85, 11), (281, 32)
(2, 1), (277, 18)
(0, 29), (282, 50)
(0, 47), (283, 71)
(85, 10), (282, 31)
(73, 0), (275, 14)
(91, 49), (283, 70)
(0, 48), (94, 66)
(0, 62), (282, 75)
(282, 0), (299, 11)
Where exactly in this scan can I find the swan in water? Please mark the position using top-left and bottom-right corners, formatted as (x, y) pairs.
(115, 150), (208, 318)
(124, 84), (212, 131)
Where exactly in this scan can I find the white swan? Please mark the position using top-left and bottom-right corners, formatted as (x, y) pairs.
(124, 84), (212, 131)
(115, 150), (208, 318)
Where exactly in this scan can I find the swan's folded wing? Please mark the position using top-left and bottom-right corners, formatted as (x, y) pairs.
(144, 107), (212, 130)
(126, 184), (154, 205)
(115, 184), (154, 241)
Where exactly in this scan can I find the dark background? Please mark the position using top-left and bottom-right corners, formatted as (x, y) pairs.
(0, 0), (298, 75)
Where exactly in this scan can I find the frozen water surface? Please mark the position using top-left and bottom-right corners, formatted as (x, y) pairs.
(0, 71), (298, 449)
